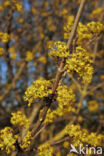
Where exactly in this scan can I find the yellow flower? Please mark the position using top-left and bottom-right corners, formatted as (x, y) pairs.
(0, 127), (17, 154)
(48, 24), (56, 31)
(20, 131), (32, 149)
(64, 15), (74, 39)
(78, 116), (83, 122)
(40, 32), (44, 39)
(61, 9), (68, 15)
(32, 8), (37, 14)
(15, 3), (22, 11)
(90, 8), (103, 19)
(77, 22), (92, 45)
(63, 141), (69, 149)
(24, 77), (52, 106)
(87, 21), (104, 34)
(57, 85), (75, 108)
(1, 33), (9, 43)
(9, 47), (15, 53)
(65, 46), (93, 84)
(88, 100), (99, 112)
(44, 2), (48, 8)
(11, 52), (16, 60)
(42, 11), (47, 17)
(0, 32), (3, 37)
(0, 5), (3, 11)
(100, 74), (104, 80)
(13, 0), (22, 11)
(49, 41), (69, 58)
(38, 56), (47, 64)
(65, 124), (104, 147)
(0, 47), (4, 56)
(38, 143), (53, 156)
(47, 40), (54, 49)
(18, 18), (24, 23)
(44, 85), (75, 123)
(25, 51), (34, 62)
(56, 152), (61, 156)
(64, 19), (104, 45)
(4, 0), (10, 7)
(11, 111), (30, 129)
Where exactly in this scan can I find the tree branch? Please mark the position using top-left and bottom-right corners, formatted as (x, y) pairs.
(31, 0), (86, 138)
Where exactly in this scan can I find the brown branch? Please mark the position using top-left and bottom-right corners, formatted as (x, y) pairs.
(31, 0), (86, 138)
(87, 82), (104, 94)
(93, 39), (98, 62)
(5, 8), (14, 80)
(50, 136), (69, 146)
(93, 7), (104, 63)
(52, 0), (86, 94)
(29, 102), (42, 124)
(31, 104), (50, 135)
(32, 124), (46, 140)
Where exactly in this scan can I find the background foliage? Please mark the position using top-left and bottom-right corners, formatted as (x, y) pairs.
(0, 0), (104, 155)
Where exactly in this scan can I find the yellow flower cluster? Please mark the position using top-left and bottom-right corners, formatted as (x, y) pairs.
(24, 77), (52, 106)
(11, 111), (30, 129)
(38, 56), (47, 64)
(63, 141), (69, 149)
(3, 0), (11, 7)
(90, 8), (103, 19)
(20, 131), (32, 150)
(0, 127), (17, 154)
(9, 47), (15, 53)
(60, 8), (67, 15)
(13, 1), (22, 11)
(0, 5), (3, 11)
(11, 53), (17, 60)
(64, 16), (74, 39)
(3, 0), (22, 11)
(0, 32), (9, 43)
(38, 143), (53, 156)
(47, 40), (54, 49)
(65, 46), (93, 84)
(44, 108), (58, 123)
(57, 85), (75, 107)
(77, 22), (92, 45)
(86, 132), (104, 147)
(88, 100), (98, 112)
(25, 51), (34, 62)
(49, 41), (69, 58)
(8, 46), (17, 60)
(87, 21), (104, 34)
(47, 17), (56, 31)
(78, 116), (83, 122)
(65, 124), (104, 147)
(64, 19), (104, 45)
(44, 85), (75, 123)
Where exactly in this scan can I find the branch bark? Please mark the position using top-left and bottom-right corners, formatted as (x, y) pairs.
(31, 0), (86, 138)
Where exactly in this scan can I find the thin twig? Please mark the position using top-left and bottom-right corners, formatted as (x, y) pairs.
(0, 62), (25, 103)
(50, 136), (69, 146)
(5, 8), (14, 80)
(93, 39), (98, 62)
(52, 0), (86, 94)
(87, 82), (104, 94)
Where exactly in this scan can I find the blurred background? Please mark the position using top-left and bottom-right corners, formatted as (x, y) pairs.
(0, 0), (104, 155)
